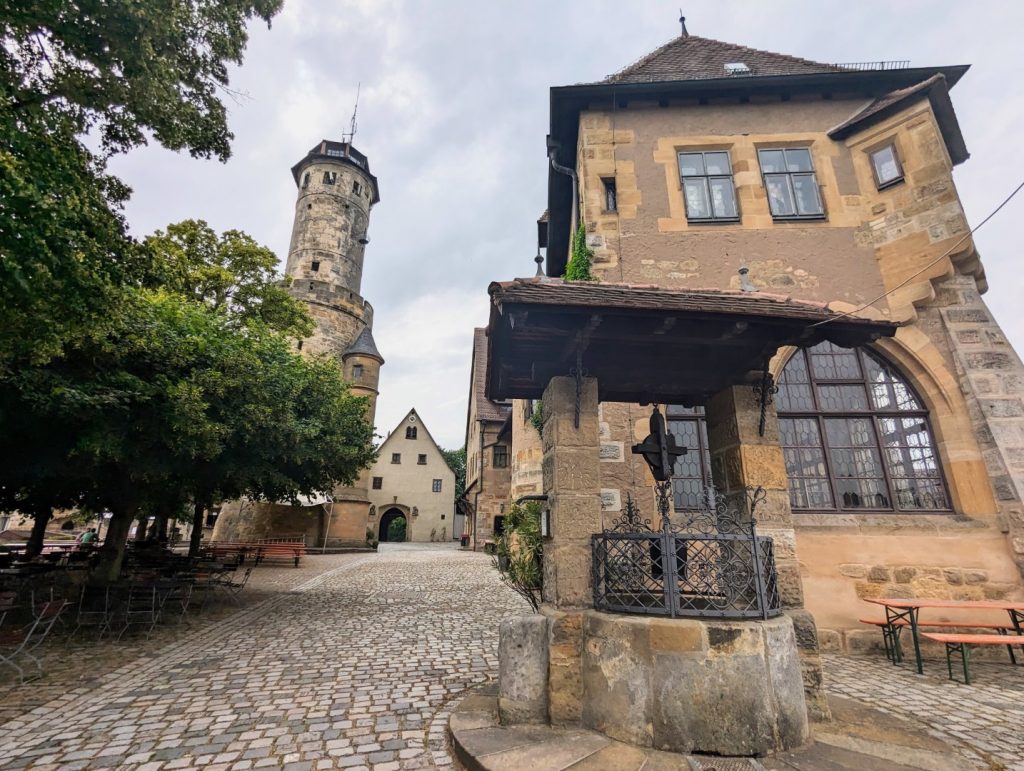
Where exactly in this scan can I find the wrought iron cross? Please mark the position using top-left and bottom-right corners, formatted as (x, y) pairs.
(631, 407), (687, 482)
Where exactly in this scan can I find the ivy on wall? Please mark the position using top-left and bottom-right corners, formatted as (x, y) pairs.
(563, 225), (596, 282)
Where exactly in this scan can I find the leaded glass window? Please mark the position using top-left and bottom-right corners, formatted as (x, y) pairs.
(777, 342), (949, 512)
(667, 405), (714, 510)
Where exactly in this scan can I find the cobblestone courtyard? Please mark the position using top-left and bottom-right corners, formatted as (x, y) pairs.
(0, 545), (1021, 770)
(0, 545), (528, 770)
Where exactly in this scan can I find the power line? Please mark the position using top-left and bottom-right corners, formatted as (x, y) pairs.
(809, 177), (1024, 328)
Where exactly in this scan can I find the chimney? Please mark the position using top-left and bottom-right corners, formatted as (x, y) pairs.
(679, 14), (689, 37)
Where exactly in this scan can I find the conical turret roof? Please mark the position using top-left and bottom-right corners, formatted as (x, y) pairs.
(343, 326), (384, 363)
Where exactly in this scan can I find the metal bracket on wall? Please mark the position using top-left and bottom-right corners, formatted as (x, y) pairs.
(752, 359), (778, 437)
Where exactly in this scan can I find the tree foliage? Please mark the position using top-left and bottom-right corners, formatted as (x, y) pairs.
(441, 446), (467, 501)
(2, 0), (282, 159)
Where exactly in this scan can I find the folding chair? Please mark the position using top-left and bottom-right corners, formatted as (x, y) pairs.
(114, 585), (159, 640)
(0, 600), (68, 682)
(70, 585), (116, 640)
(0, 592), (18, 628)
(215, 567), (252, 606)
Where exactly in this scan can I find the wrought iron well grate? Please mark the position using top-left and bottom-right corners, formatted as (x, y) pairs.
(592, 488), (781, 620)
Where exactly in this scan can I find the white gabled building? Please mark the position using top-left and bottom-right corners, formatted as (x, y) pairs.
(366, 408), (456, 543)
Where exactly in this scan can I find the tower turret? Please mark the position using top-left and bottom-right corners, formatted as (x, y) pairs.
(286, 140), (380, 362)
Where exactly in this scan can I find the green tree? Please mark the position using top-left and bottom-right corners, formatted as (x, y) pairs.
(0, 289), (376, 581)
(441, 446), (467, 501)
(387, 517), (407, 543)
(1, 0), (283, 369)
(144, 220), (313, 338)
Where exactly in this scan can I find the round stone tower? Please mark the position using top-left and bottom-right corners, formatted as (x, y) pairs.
(210, 139), (384, 547)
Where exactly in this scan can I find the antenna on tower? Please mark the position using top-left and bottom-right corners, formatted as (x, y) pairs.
(343, 83), (360, 146)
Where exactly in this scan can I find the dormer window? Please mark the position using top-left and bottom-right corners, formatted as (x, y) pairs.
(323, 171), (337, 185)
(724, 62), (751, 76)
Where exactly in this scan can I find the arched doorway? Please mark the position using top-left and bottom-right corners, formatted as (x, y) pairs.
(379, 508), (407, 542)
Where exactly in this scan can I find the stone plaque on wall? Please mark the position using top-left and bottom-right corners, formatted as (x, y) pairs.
(600, 489), (622, 512)
(600, 442), (624, 462)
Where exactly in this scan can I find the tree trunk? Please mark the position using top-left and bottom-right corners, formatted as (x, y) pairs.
(155, 513), (169, 541)
(25, 510), (51, 558)
(188, 500), (206, 558)
(134, 516), (149, 542)
(92, 508), (135, 584)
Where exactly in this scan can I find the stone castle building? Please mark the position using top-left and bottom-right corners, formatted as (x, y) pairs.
(366, 409), (456, 543)
(479, 28), (1024, 663)
(212, 139), (384, 546)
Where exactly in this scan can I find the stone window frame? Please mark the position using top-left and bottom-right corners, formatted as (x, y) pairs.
(418, 454), (427, 465)
(676, 148), (741, 223)
(301, 172), (310, 189)
(391, 453), (401, 464)
(352, 364), (363, 379)
(868, 141), (905, 191)
(432, 478), (443, 493)
(756, 145), (826, 221)
(372, 476), (383, 489)
(601, 177), (617, 212)
(776, 342), (952, 514)
(492, 444), (509, 469)
(406, 426), (418, 439)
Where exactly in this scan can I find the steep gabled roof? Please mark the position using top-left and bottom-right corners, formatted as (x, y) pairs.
(470, 328), (511, 423)
(375, 408), (452, 473)
(603, 34), (842, 85)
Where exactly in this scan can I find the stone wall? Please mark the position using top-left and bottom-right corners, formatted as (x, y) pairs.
(510, 399), (543, 500)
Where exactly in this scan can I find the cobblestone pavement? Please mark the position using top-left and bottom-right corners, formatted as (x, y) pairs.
(0, 544), (528, 770)
(824, 653), (1024, 770)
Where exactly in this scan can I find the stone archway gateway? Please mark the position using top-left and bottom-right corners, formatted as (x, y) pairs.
(379, 508), (407, 543)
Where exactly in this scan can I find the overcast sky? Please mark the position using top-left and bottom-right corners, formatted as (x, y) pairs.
(108, 0), (1024, 449)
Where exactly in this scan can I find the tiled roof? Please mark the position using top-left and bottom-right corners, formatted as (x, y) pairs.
(489, 278), (890, 327)
(344, 326), (384, 362)
(830, 74), (941, 136)
(603, 34), (842, 84)
(472, 328), (511, 423)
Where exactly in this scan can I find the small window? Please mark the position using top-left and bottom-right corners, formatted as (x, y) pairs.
(310, 260), (320, 272)
(418, 454), (427, 465)
(352, 364), (363, 379)
(493, 515), (505, 535)
(302, 172), (310, 189)
(309, 282), (314, 290)
(441, 514), (445, 520)
(602, 178), (617, 212)
(406, 426), (417, 439)
(678, 151), (739, 222)
(353, 180), (362, 195)
(372, 477), (382, 489)
(323, 171), (337, 185)
(870, 143), (904, 189)
(296, 340), (303, 350)
(432, 479), (442, 493)
(493, 445), (508, 468)
(757, 148), (824, 219)
(391, 453), (401, 464)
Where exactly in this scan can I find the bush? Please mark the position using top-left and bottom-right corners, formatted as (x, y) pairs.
(387, 517), (406, 542)
(494, 501), (543, 611)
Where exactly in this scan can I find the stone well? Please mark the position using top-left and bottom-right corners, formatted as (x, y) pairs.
(499, 611), (809, 757)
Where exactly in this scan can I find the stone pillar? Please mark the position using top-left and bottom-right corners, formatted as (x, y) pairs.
(539, 375), (600, 726)
(705, 383), (828, 719)
(540, 375), (601, 608)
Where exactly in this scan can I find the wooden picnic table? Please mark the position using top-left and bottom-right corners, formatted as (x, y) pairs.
(864, 597), (1024, 674)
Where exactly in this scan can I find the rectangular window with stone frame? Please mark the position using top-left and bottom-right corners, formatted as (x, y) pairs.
(372, 477), (382, 489)
(432, 479), (442, 493)
(418, 454), (427, 465)
(757, 147), (824, 219)
(870, 143), (904, 190)
(391, 453), (401, 464)
(493, 445), (508, 468)
(678, 150), (739, 222)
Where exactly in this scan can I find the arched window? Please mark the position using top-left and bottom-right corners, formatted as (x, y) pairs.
(777, 341), (949, 512)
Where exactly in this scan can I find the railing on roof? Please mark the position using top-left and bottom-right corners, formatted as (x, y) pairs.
(831, 60), (910, 72)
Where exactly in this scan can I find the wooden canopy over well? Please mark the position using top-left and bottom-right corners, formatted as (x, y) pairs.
(485, 278), (898, 404)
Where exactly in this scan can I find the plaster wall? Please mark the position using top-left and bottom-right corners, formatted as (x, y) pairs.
(367, 412), (455, 543)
